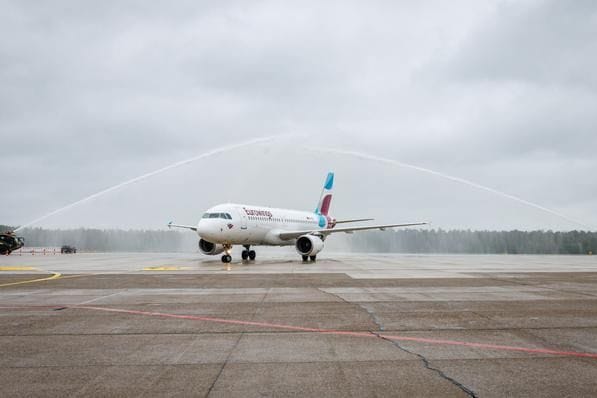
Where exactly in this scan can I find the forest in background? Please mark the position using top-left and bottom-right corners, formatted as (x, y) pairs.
(1, 225), (196, 253)
(346, 229), (596, 255)
(2, 225), (596, 254)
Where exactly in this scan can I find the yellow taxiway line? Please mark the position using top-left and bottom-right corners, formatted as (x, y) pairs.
(143, 266), (192, 271)
(0, 271), (62, 287)
(0, 266), (36, 271)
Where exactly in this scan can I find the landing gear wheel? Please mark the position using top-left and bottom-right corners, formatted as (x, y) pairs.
(241, 250), (249, 260)
(248, 250), (256, 261)
(221, 254), (232, 263)
(302, 255), (309, 262)
(309, 255), (317, 262)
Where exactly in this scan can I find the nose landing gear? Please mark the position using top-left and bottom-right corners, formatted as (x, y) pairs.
(221, 245), (233, 263)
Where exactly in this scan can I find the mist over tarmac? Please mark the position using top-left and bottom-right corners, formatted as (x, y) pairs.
(1, 1), (596, 231)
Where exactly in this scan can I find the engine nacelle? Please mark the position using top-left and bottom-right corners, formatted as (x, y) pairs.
(198, 239), (225, 255)
(295, 235), (324, 256)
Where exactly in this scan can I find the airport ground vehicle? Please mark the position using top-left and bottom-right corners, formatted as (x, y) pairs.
(0, 232), (25, 255)
(61, 245), (77, 254)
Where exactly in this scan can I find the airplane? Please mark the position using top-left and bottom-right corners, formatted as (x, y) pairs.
(168, 172), (428, 263)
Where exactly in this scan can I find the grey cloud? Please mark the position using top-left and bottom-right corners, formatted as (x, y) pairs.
(1, 0), (595, 230)
(445, 0), (597, 90)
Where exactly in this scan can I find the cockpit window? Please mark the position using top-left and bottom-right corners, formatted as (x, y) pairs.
(202, 212), (232, 219)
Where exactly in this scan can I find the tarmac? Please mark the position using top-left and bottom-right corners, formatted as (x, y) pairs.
(1, 253), (597, 397)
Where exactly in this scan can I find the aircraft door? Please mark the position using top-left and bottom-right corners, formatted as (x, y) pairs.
(238, 208), (248, 229)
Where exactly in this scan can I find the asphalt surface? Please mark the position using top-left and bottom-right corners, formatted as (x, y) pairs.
(1, 254), (597, 397)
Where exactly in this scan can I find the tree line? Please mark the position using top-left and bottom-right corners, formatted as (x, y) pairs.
(1, 225), (596, 254)
(347, 229), (597, 254)
(1, 225), (196, 252)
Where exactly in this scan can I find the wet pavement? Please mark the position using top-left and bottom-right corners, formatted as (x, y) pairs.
(1, 254), (596, 397)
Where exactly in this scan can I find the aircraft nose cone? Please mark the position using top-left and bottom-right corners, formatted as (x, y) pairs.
(196, 219), (220, 237)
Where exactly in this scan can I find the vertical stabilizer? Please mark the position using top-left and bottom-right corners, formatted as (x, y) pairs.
(315, 172), (334, 216)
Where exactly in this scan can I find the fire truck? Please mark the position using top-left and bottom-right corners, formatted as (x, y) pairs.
(0, 231), (25, 255)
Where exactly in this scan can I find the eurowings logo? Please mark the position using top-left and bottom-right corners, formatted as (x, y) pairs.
(227, 223), (234, 229)
(243, 207), (273, 218)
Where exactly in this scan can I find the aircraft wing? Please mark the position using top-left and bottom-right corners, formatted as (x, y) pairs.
(167, 221), (197, 232)
(334, 218), (374, 224)
(278, 222), (428, 240)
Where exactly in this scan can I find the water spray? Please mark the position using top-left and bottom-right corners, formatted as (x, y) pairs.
(14, 136), (590, 232)
(310, 147), (593, 230)
(14, 136), (278, 232)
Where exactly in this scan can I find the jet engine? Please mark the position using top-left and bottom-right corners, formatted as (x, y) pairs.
(295, 235), (324, 256)
(198, 239), (225, 255)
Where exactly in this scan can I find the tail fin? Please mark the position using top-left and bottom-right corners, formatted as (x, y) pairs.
(315, 172), (334, 216)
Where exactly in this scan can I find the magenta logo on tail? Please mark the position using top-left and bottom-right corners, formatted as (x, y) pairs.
(320, 194), (332, 215)
(315, 172), (334, 219)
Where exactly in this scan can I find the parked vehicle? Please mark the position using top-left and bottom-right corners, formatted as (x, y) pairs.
(0, 231), (24, 255)
(60, 245), (77, 254)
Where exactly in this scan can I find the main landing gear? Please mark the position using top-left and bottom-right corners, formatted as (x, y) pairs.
(241, 245), (256, 261)
(302, 255), (317, 262)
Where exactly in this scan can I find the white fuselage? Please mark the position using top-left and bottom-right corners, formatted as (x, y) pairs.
(196, 203), (329, 246)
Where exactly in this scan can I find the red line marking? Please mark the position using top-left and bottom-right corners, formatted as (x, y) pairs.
(0, 305), (65, 310)
(75, 305), (597, 359)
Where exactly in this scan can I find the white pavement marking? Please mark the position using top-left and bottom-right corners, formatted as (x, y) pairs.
(77, 291), (124, 305)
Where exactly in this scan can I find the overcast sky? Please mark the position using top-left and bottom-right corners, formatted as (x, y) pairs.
(1, 0), (596, 231)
